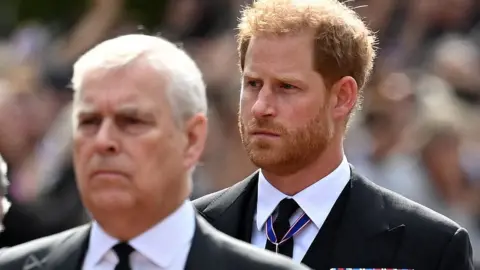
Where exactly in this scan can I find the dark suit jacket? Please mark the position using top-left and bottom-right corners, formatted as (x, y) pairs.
(0, 215), (310, 270)
(193, 169), (475, 270)
(0, 164), (87, 248)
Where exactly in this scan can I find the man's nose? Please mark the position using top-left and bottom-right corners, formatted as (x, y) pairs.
(94, 120), (120, 155)
(251, 87), (276, 118)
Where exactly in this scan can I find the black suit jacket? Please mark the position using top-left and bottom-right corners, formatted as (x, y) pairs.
(0, 215), (310, 270)
(0, 164), (86, 248)
(193, 169), (475, 270)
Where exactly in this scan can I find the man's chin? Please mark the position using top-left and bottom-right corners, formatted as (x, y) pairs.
(88, 191), (135, 211)
(248, 151), (284, 168)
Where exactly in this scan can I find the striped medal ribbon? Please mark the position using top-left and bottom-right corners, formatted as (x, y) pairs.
(265, 212), (311, 253)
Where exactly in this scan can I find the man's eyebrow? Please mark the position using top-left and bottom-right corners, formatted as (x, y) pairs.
(243, 72), (308, 88)
(76, 108), (98, 118)
(115, 106), (157, 120)
(242, 71), (260, 79)
(276, 76), (308, 88)
(74, 104), (157, 119)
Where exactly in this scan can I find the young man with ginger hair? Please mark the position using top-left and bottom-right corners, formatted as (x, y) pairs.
(195, 0), (475, 269)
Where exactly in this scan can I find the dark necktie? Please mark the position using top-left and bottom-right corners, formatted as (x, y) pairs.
(112, 242), (134, 270)
(265, 198), (299, 257)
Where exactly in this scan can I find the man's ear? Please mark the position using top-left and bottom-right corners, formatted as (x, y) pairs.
(329, 76), (358, 120)
(182, 113), (208, 170)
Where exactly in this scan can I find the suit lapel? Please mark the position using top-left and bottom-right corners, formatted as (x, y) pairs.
(328, 170), (405, 268)
(301, 177), (351, 269)
(202, 172), (258, 242)
(46, 224), (90, 270)
(185, 216), (225, 270)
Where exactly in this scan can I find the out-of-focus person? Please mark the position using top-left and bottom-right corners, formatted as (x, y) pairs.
(0, 34), (309, 270)
(194, 0), (475, 269)
(0, 155), (10, 231)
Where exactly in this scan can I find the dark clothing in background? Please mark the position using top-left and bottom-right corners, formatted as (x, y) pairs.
(0, 164), (86, 248)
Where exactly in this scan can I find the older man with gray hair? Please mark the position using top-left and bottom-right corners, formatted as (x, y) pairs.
(0, 34), (308, 270)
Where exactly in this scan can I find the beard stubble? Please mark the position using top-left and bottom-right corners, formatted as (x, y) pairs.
(239, 105), (333, 175)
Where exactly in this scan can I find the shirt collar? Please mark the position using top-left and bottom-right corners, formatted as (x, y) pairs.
(87, 221), (118, 268)
(87, 200), (196, 268)
(256, 155), (351, 231)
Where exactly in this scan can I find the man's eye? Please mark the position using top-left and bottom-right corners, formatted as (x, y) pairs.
(118, 117), (151, 134)
(122, 117), (142, 125)
(280, 83), (296, 90)
(79, 118), (101, 126)
(247, 80), (262, 88)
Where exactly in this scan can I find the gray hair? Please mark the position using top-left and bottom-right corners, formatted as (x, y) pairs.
(71, 34), (208, 124)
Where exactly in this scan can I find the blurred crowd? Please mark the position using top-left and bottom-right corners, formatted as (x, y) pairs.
(0, 0), (479, 264)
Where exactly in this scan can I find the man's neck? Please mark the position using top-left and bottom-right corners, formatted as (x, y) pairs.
(262, 145), (344, 196)
(94, 196), (186, 241)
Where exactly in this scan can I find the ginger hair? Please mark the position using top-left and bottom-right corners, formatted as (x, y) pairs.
(238, 0), (377, 91)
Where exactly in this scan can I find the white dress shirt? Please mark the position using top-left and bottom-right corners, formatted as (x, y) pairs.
(82, 200), (196, 270)
(251, 156), (351, 262)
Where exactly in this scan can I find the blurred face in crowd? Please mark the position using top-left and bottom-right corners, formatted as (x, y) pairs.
(239, 31), (345, 175)
(421, 130), (465, 201)
(0, 91), (28, 157)
(72, 60), (201, 216)
(0, 87), (59, 164)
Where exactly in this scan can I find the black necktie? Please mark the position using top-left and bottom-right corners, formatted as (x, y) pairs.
(265, 198), (299, 257)
(112, 242), (134, 270)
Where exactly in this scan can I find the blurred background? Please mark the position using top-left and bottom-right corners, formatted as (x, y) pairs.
(0, 0), (479, 266)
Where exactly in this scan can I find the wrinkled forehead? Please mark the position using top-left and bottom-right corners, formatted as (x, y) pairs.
(76, 60), (169, 94)
(73, 63), (172, 115)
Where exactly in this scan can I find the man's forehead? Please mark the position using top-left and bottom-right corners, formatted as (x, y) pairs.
(81, 60), (168, 86)
(72, 61), (172, 116)
(77, 68), (168, 104)
(74, 101), (156, 115)
(243, 58), (311, 82)
(246, 37), (314, 70)
(74, 79), (167, 113)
